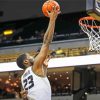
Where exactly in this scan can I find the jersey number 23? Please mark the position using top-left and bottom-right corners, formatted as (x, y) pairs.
(23, 75), (34, 90)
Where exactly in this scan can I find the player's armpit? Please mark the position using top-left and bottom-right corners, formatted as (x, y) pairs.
(43, 55), (51, 67)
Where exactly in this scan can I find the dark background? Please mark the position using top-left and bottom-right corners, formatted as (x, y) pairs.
(0, 0), (86, 22)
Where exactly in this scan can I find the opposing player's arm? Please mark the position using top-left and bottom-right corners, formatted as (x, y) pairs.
(32, 8), (59, 72)
(20, 85), (28, 100)
(20, 90), (28, 100)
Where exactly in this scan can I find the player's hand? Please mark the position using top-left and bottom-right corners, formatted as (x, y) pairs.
(47, 5), (61, 21)
(20, 90), (28, 100)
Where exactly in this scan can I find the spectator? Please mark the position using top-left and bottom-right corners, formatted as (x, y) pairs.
(56, 47), (66, 56)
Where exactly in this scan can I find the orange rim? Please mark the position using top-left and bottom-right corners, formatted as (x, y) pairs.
(79, 16), (100, 28)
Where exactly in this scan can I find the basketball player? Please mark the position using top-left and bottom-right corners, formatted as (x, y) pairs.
(16, 6), (60, 100)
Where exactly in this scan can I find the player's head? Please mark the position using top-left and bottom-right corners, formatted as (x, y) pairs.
(16, 53), (34, 69)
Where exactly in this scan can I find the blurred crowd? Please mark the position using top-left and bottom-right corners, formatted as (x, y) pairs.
(0, 12), (88, 47)
(0, 30), (86, 47)
(0, 73), (72, 99)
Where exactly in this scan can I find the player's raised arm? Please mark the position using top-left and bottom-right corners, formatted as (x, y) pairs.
(32, 7), (60, 72)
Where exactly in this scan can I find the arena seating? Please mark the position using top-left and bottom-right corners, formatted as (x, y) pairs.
(0, 47), (90, 63)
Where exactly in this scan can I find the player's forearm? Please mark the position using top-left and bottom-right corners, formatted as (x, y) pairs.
(43, 19), (56, 45)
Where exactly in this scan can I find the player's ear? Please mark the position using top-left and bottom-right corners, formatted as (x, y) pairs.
(23, 59), (29, 65)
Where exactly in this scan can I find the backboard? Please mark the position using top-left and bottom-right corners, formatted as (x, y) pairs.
(95, 0), (100, 15)
(86, 0), (100, 20)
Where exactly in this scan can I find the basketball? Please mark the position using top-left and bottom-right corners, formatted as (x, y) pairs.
(42, 0), (60, 17)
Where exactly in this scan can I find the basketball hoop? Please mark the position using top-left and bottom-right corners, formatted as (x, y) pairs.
(79, 16), (100, 53)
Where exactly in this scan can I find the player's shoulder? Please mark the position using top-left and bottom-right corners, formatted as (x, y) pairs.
(22, 67), (31, 78)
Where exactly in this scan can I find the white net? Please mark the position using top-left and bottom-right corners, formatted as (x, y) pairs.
(79, 16), (100, 53)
